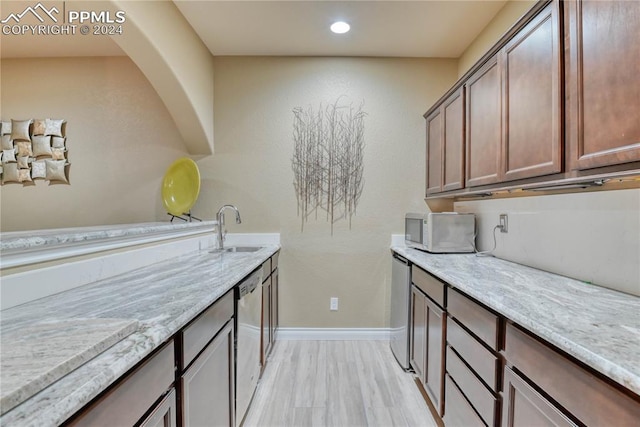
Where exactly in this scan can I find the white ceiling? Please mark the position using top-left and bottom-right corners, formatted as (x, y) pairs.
(0, 1), (508, 59)
(175, 0), (508, 58)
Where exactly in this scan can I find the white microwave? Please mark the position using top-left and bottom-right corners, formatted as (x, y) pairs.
(405, 212), (475, 253)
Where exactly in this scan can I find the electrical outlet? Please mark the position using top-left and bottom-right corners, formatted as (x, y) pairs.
(330, 297), (339, 311)
(499, 214), (508, 233)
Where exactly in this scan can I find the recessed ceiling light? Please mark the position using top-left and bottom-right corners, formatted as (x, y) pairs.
(330, 21), (350, 34)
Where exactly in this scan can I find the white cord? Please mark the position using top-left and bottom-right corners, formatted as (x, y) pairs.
(475, 225), (501, 257)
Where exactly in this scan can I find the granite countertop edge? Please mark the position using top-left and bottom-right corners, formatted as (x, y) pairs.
(0, 221), (217, 253)
(391, 246), (640, 396)
(0, 244), (280, 427)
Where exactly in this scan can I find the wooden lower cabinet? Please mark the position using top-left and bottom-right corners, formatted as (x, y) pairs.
(271, 267), (279, 343)
(410, 283), (446, 416)
(447, 289), (499, 351)
(411, 265), (445, 308)
(261, 275), (272, 367)
(444, 374), (486, 427)
(447, 318), (499, 392)
(447, 346), (498, 426)
(405, 277), (640, 427)
(68, 341), (175, 427)
(424, 297), (445, 415)
(181, 322), (235, 427)
(504, 323), (640, 427)
(261, 252), (280, 370)
(502, 366), (576, 427)
(66, 260), (281, 427)
(445, 290), (501, 427)
(410, 285), (426, 381)
(140, 389), (177, 427)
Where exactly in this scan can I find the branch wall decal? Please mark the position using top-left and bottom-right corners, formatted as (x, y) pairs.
(292, 97), (366, 234)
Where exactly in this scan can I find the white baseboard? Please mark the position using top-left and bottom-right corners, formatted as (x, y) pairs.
(277, 328), (390, 341)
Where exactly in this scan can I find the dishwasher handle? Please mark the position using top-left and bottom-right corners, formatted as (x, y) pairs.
(393, 253), (409, 265)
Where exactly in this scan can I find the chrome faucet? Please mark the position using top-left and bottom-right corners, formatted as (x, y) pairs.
(216, 205), (242, 250)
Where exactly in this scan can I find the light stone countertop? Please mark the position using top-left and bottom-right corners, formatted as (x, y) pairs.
(0, 244), (279, 426)
(392, 246), (640, 396)
(0, 221), (216, 252)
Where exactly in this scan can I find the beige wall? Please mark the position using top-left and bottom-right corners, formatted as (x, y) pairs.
(193, 57), (458, 328)
(457, 0), (536, 77)
(0, 57), (189, 231)
(109, 0), (215, 155)
(455, 189), (640, 296)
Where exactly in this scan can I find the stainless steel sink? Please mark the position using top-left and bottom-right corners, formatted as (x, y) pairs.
(211, 246), (263, 253)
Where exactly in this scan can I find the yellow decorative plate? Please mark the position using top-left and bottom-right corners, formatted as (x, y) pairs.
(162, 158), (201, 216)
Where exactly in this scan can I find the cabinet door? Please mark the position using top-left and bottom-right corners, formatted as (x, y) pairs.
(504, 322), (640, 426)
(426, 108), (443, 195)
(442, 87), (465, 191)
(565, 0), (640, 170)
(140, 389), (177, 427)
(466, 56), (502, 187)
(502, 366), (577, 427)
(502, 2), (562, 181)
(181, 323), (235, 427)
(271, 267), (279, 342)
(410, 285), (426, 382)
(261, 276), (272, 367)
(424, 297), (445, 416)
(426, 88), (465, 195)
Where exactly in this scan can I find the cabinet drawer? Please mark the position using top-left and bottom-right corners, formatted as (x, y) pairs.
(447, 346), (498, 426)
(182, 290), (234, 369)
(504, 323), (640, 427)
(448, 319), (499, 391)
(411, 265), (445, 308)
(443, 374), (486, 427)
(271, 251), (279, 271)
(69, 341), (175, 427)
(448, 289), (499, 350)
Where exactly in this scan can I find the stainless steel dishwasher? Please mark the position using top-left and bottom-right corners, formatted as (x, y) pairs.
(235, 269), (262, 427)
(390, 252), (411, 370)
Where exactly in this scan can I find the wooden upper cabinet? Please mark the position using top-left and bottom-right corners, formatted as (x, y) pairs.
(466, 57), (502, 187)
(565, 0), (640, 170)
(466, 2), (561, 188)
(502, 2), (562, 181)
(442, 88), (465, 191)
(426, 88), (465, 195)
(426, 109), (443, 195)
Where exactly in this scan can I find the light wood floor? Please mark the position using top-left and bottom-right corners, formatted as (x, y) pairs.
(242, 340), (439, 427)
